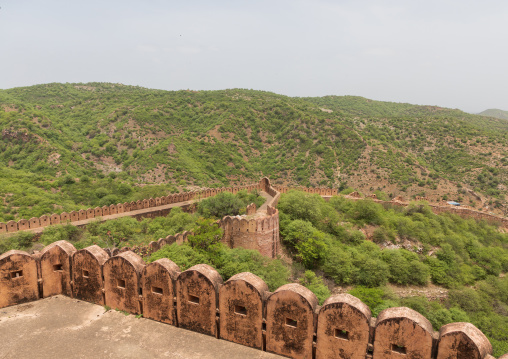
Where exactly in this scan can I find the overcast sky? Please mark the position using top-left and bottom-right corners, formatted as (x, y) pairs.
(1, 0), (507, 113)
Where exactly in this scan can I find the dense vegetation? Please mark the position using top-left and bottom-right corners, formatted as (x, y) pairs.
(1, 189), (507, 354)
(1, 83), (507, 354)
(279, 191), (508, 288)
(278, 190), (508, 355)
(1, 83), (506, 221)
(197, 190), (265, 218)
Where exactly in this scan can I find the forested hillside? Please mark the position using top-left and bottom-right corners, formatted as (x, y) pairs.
(0, 83), (506, 221)
(3, 189), (507, 355)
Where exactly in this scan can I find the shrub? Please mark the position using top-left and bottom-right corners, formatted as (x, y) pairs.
(0, 231), (34, 252)
(349, 286), (385, 312)
(197, 192), (244, 218)
(352, 199), (384, 225)
(322, 244), (354, 285)
(148, 243), (210, 271)
(282, 219), (328, 268)
(299, 270), (331, 305)
(187, 219), (223, 252)
(39, 224), (82, 246)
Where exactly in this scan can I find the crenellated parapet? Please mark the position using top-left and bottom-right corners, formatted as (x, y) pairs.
(246, 203), (257, 215)
(3, 179), (505, 234)
(0, 182), (262, 235)
(219, 209), (280, 258)
(273, 185), (338, 197)
(219, 178), (281, 258)
(0, 240), (503, 359)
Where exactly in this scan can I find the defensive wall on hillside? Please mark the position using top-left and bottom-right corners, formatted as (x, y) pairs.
(0, 177), (283, 259)
(1, 179), (505, 235)
(0, 182), (263, 234)
(0, 240), (504, 359)
(143, 178), (282, 258)
(273, 186), (508, 228)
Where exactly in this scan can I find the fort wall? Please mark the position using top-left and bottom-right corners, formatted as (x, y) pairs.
(219, 178), (281, 258)
(0, 182), (263, 235)
(273, 186), (508, 228)
(1, 179), (505, 236)
(0, 241), (503, 359)
(219, 207), (280, 258)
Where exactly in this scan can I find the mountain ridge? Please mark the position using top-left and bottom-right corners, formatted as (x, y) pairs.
(478, 108), (508, 121)
(0, 82), (506, 220)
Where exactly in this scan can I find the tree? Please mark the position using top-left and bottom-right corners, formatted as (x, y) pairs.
(299, 271), (330, 305)
(282, 219), (328, 268)
(187, 218), (223, 258)
(197, 192), (244, 218)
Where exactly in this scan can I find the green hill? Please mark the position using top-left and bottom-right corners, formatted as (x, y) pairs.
(0, 83), (506, 220)
(479, 108), (508, 121)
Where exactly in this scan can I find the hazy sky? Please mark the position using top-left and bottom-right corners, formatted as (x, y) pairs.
(1, 0), (507, 113)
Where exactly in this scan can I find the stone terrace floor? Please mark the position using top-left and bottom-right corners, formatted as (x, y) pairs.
(0, 295), (283, 359)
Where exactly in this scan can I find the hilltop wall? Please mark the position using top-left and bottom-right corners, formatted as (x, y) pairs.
(0, 240), (503, 359)
(0, 182), (264, 234)
(273, 186), (508, 228)
(2, 179), (505, 236)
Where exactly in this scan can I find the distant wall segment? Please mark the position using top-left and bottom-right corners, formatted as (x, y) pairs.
(273, 185), (508, 228)
(0, 241), (503, 359)
(0, 178), (284, 260)
(0, 182), (264, 234)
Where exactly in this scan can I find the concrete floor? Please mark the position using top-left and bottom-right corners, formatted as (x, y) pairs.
(0, 296), (282, 359)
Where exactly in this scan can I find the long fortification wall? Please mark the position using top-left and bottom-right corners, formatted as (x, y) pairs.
(2, 179), (505, 235)
(274, 186), (508, 228)
(0, 182), (263, 234)
(0, 178), (283, 261)
(0, 240), (503, 359)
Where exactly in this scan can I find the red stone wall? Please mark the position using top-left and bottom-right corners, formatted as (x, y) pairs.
(72, 245), (109, 305)
(220, 212), (280, 258)
(176, 264), (222, 337)
(266, 283), (318, 359)
(2, 178), (505, 236)
(373, 307), (434, 359)
(142, 259), (180, 325)
(0, 241), (504, 359)
(437, 323), (493, 359)
(219, 178), (282, 258)
(0, 178), (506, 357)
(40, 240), (76, 298)
(219, 272), (268, 349)
(316, 293), (372, 359)
(246, 203), (256, 215)
(0, 250), (39, 308)
(103, 251), (145, 314)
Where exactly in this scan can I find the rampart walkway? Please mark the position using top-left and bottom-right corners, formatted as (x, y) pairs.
(252, 190), (273, 217)
(0, 295), (282, 359)
(2, 178), (505, 236)
(28, 199), (196, 234)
